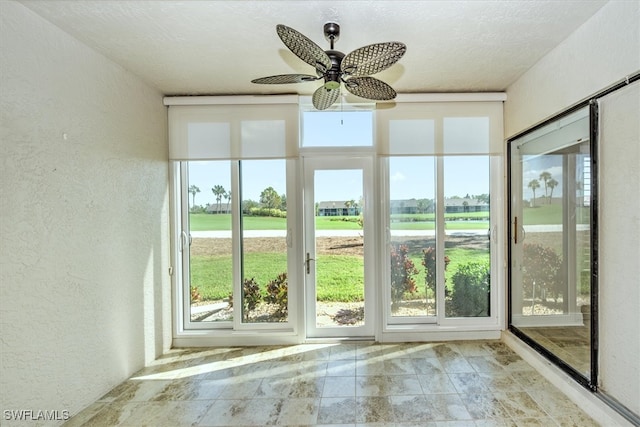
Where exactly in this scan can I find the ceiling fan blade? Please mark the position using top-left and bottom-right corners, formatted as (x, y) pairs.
(344, 77), (397, 101)
(251, 74), (319, 84)
(312, 86), (340, 110)
(341, 42), (407, 77)
(276, 24), (332, 73)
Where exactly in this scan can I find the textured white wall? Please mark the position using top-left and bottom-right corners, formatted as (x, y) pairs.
(504, 1), (640, 138)
(598, 81), (640, 416)
(504, 0), (640, 418)
(0, 1), (169, 423)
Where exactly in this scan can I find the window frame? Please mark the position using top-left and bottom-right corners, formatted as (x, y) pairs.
(167, 94), (507, 344)
(172, 159), (298, 333)
(380, 154), (504, 330)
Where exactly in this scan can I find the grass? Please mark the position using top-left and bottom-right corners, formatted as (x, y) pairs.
(191, 253), (365, 302)
(189, 212), (491, 304)
(190, 213), (490, 231)
(522, 203), (590, 225)
(190, 246), (489, 303)
(316, 255), (364, 301)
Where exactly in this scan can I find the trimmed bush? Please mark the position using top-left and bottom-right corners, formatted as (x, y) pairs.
(422, 246), (450, 299)
(450, 261), (490, 317)
(522, 243), (563, 302)
(249, 207), (287, 218)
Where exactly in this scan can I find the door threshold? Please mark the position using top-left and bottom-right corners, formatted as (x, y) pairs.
(304, 336), (376, 344)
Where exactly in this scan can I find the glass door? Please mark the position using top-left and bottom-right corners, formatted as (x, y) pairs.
(509, 106), (594, 383)
(303, 156), (375, 338)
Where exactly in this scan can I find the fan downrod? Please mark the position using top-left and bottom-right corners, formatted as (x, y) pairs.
(324, 22), (340, 49)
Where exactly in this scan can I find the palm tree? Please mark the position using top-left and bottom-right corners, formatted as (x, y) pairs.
(547, 178), (558, 203)
(224, 190), (232, 213)
(528, 179), (540, 207)
(539, 171), (552, 200)
(211, 185), (226, 213)
(188, 185), (200, 209)
(344, 200), (353, 216)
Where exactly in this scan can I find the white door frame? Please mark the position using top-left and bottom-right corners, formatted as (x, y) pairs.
(303, 155), (376, 339)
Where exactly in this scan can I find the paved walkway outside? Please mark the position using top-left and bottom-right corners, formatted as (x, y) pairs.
(191, 224), (587, 238)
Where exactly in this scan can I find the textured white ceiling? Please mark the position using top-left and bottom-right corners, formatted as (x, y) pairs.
(20, 0), (607, 97)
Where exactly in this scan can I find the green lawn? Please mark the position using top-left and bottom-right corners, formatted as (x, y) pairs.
(190, 253), (365, 301)
(189, 212), (491, 304)
(190, 213), (490, 231)
(522, 203), (590, 225)
(190, 247), (489, 303)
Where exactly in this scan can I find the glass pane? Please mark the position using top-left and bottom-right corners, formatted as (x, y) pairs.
(302, 111), (373, 147)
(188, 161), (233, 323)
(388, 157), (437, 318)
(511, 107), (591, 379)
(444, 156), (491, 317)
(315, 169), (365, 327)
(240, 160), (288, 323)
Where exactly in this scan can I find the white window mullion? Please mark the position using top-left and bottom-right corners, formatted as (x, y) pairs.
(435, 156), (446, 325)
(231, 161), (242, 331)
(180, 162), (192, 330)
(490, 155), (505, 329)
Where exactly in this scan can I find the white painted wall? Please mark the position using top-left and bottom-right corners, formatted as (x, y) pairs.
(0, 2), (170, 423)
(597, 81), (640, 416)
(505, 0), (640, 418)
(504, 1), (639, 138)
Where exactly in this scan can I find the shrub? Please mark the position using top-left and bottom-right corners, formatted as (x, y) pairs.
(241, 277), (261, 321)
(390, 244), (419, 305)
(450, 261), (490, 317)
(522, 243), (563, 302)
(249, 207), (287, 218)
(190, 286), (201, 304)
(265, 272), (288, 318)
(421, 246), (450, 299)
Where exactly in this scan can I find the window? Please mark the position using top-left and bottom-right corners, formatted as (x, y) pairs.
(301, 109), (373, 148)
(168, 95), (504, 339)
(186, 161), (233, 324)
(386, 155), (492, 322)
(443, 156), (491, 318)
(168, 99), (298, 332)
(240, 160), (289, 324)
(388, 156), (437, 318)
(378, 102), (502, 326)
(180, 159), (292, 329)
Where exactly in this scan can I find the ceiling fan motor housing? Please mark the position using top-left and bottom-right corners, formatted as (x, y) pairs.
(323, 50), (344, 89)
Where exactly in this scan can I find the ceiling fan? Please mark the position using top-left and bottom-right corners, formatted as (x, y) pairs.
(251, 22), (406, 110)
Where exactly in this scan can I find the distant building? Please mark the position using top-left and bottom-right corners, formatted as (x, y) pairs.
(318, 198), (489, 216)
(317, 201), (361, 216)
(443, 197), (489, 213)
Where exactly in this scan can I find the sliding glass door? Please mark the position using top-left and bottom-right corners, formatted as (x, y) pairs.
(509, 105), (594, 383)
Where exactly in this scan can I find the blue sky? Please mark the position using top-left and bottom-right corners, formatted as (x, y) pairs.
(188, 156), (490, 207)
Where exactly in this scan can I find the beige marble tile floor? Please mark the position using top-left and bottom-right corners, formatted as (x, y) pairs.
(64, 341), (600, 426)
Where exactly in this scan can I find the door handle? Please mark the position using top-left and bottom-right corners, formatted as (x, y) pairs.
(306, 252), (314, 274)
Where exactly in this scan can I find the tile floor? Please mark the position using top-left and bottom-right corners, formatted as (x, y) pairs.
(519, 326), (591, 377)
(64, 341), (600, 426)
